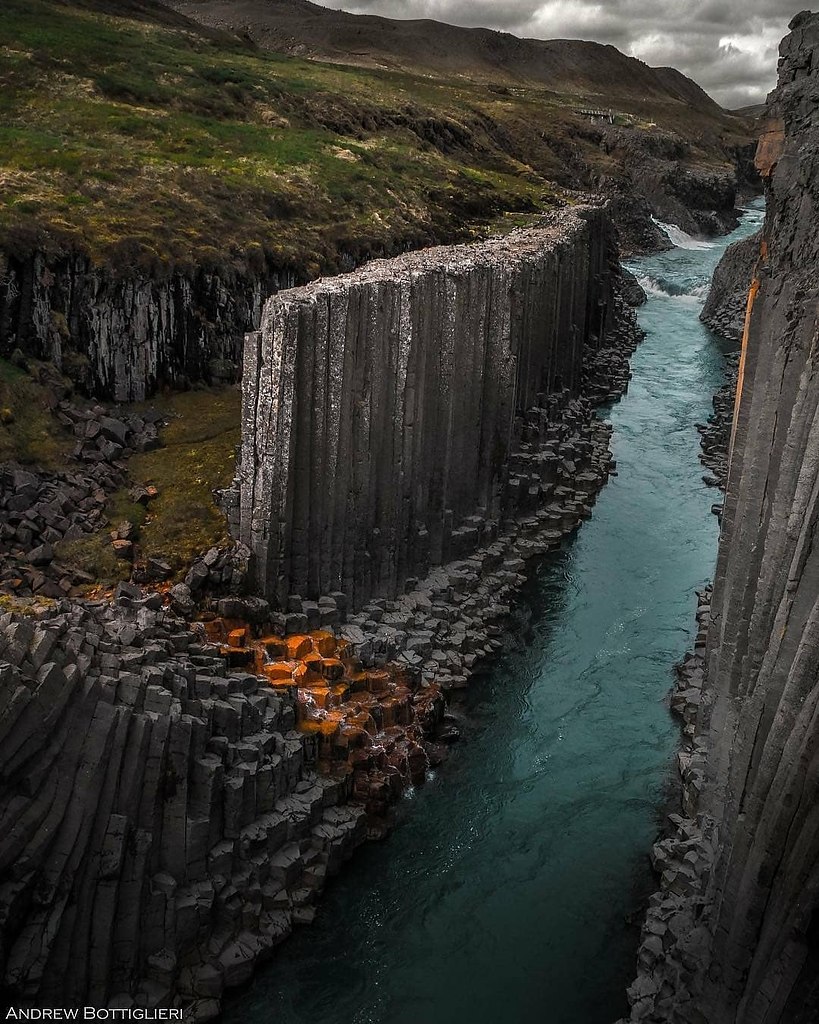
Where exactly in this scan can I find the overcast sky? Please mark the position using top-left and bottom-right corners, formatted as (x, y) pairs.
(312, 1), (800, 109)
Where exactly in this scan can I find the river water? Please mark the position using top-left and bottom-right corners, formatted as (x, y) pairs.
(226, 201), (764, 1024)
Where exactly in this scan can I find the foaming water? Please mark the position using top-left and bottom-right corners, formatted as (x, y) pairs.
(652, 218), (716, 251)
(225, 200), (765, 1024)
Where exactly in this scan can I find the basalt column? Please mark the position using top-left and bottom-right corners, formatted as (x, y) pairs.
(621, 14), (819, 1024)
(239, 207), (616, 610)
(698, 14), (819, 1022)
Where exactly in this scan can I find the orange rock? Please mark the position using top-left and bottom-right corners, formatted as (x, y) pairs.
(348, 671), (369, 693)
(320, 657), (345, 681)
(302, 718), (342, 739)
(286, 634), (313, 659)
(311, 630), (337, 657)
(228, 628), (248, 648)
(262, 637), (288, 660)
(302, 653), (325, 681)
(330, 682), (351, 704)
(292, 662), (310, 684)
(263, 661), (294, 682)
(366, 670), (391, 694)
(755, 117), (785, 178)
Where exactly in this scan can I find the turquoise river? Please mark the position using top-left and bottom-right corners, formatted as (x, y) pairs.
(226, 201), (765, 1024)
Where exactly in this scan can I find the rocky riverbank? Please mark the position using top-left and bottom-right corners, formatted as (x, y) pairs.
(696, 351), (738, 498)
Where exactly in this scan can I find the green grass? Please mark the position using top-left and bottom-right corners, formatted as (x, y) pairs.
(128, 387), (240, 569)
(0, 357), (74, 467)
(0, 0), (752, 274)
(0, 353), (238, 586)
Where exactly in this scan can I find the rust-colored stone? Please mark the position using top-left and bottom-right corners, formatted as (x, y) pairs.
(227, 627), (248, 648)
(200, 616), (445, 828)
(286, 634), (313, 659)
(754, 117), (785, 178)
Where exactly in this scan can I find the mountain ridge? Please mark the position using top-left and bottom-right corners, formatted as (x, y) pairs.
(167, 0), (731, 118)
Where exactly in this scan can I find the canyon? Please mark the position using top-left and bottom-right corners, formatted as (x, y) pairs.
(0, 201), (642, 1014)
(0, 0), (756, 402)
(2, 3), (819, 1023)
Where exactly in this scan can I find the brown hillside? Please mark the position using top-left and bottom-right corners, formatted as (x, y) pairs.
(168, 0), (728, 119)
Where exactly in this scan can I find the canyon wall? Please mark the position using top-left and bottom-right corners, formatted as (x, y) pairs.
(700, 13), (819, 1019)
(0, 251), (296, 401)
(239, 206), (617, 611)
(699, 230), (761, 342)
(622, 12), (819, 1023)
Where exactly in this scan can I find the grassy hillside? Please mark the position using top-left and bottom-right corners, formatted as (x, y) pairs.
(0, 0), (753, 275)
(171, 0), (727, 118)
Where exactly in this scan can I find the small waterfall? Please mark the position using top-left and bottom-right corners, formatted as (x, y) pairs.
(652, 217), (716, 251)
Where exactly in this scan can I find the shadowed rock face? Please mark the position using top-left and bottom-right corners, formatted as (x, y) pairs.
(0, 254), (293, 401)
(700, 231), (760, 342)
(701, 12), (819, 1020)
(621, 12), (819, 1024)
(239, 207), (617, 610)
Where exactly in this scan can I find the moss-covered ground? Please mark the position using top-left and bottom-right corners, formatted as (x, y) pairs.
(0, 0), (751, 276)
(0, 358), (74, 467)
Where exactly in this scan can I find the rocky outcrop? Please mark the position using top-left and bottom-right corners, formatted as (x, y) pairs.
(697, 352), (739, 495)
(0, 596), (370, 1015)
(0, 250), (294, 401)
(239, 205), (623, 610)
(0, 400), (167, 599)
(621, 12), (819, 1023)
(699, 231), (761, 341)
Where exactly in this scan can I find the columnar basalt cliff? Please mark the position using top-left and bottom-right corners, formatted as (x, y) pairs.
(0, 597), (373, 1015)
(0, 253), (296, 401)
(622, 12), (819, 1023)
(239, 206), (619, 611)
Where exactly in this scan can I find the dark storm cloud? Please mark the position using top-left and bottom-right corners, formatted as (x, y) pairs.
(312, 0), (803, 108)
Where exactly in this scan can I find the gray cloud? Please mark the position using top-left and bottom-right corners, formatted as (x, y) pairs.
(311, 0), (802, 108)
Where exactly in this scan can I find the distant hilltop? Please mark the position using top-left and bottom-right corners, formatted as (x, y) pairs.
(168, 0), (729, 117)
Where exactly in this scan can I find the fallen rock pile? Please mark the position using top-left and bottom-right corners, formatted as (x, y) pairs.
(618, 589), (719, 1024)
(696, 352), (738, 498)
(582, 289), (644, 404)
(0, 402), (166, 598)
